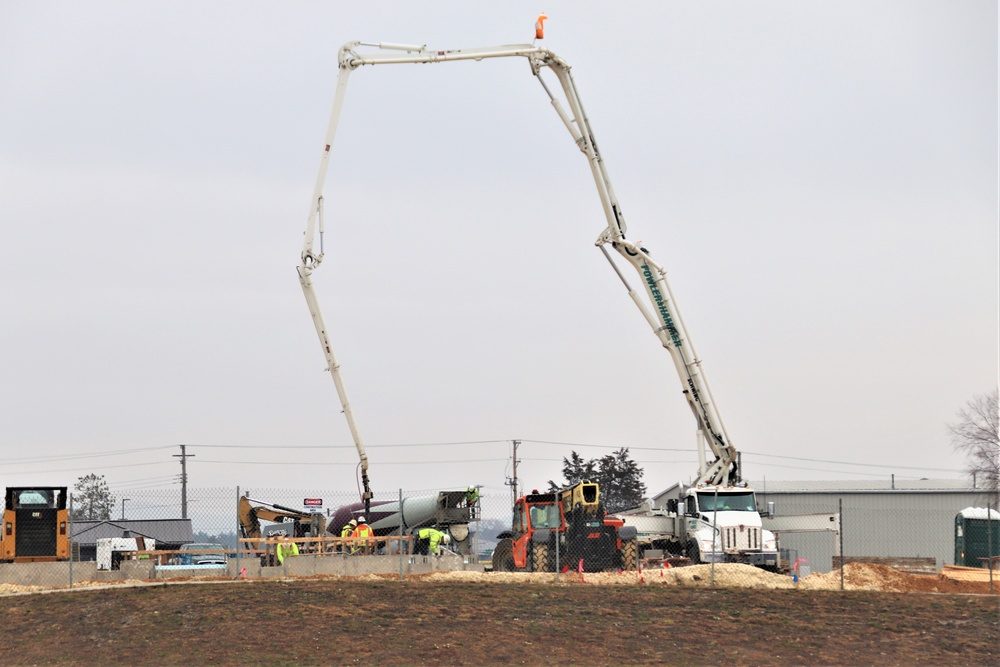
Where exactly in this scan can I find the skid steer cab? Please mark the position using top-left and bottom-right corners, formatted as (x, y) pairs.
(492, 483), (638, 573)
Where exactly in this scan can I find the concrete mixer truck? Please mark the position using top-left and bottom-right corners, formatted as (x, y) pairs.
(326, 488), (479, 555)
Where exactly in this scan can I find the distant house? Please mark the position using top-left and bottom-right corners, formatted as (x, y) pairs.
(70, 519), (194, 561)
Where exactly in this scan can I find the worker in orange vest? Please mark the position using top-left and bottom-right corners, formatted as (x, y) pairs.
(350, 516), (374, 554)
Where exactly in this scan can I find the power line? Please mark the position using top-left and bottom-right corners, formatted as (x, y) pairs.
(742, 451), (963, 473)
(195, 458), (510, 466)
(4, 461), (169, 476)
(185, 440), (510, 450)
(521, 439), (692, 453)
(1, 445), (176, 465)
(1, 438), (963, 480)
(109, 474), (181, 485)
(743, 462), (946, 479)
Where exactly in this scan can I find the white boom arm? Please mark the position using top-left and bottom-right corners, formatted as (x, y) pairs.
(299, 41), (740, 495)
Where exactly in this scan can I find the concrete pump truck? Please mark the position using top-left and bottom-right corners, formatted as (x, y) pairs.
(300, 22), (777, 569)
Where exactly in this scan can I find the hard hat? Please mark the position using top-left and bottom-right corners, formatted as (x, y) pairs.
(442, 534), (451, 545)
(358, 516), (367, 523)
(348, 519), (357, 527)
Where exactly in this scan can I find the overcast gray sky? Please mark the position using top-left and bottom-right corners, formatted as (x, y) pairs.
(1, 2), (996, 503)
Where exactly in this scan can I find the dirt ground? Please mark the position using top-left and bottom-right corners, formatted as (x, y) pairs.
(0, 564), (997, 666)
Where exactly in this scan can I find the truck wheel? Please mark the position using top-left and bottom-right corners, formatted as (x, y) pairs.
(621, 539), (638, 571)
(531, 542), (550, 572)
(686, 542), (701, 564)
(492, 538), (515, 572)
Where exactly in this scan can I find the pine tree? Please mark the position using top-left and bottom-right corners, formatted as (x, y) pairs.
(71, 473), (115, 521)
(593, 448), (647, 513)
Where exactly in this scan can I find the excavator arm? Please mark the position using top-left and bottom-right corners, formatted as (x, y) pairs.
(238, 496), (312, 540)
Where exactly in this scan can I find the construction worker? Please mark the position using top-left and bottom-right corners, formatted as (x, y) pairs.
(276, 536), (299, 565)
(415, 527), (451, 556)
(339, 519), (357, 554)
(350, 516), (374, 554)
(464, 486), (480, 520)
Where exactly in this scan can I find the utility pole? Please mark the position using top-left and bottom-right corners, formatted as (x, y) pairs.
(173, 445), (195, 519)
(505, 439), (521, 506)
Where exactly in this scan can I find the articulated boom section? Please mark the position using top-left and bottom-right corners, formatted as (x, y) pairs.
(606, 245), (739, 486)
(300, 40), (742, 501)
(558, 481), (601, 520)
(540, 52), (741, 487)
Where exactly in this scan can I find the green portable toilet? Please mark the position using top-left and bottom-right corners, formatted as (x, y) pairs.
(954, 507), (1000, 568)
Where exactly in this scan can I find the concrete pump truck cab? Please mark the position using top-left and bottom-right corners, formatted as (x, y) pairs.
(617, 483), (778, 569)
(297, 33), (780, 570)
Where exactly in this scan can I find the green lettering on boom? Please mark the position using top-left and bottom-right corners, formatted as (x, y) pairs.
(642, 264), (682, 347)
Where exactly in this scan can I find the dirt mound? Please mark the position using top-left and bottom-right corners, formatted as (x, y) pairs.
(799, 562), (911, 591)
(425, 562), (996, 594)
(0, 583), (43, 595)
(5, 562), (993, 597)
(447, 564), (801, 589)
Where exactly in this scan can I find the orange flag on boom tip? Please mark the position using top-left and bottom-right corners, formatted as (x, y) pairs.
(535, 13), (548, 39)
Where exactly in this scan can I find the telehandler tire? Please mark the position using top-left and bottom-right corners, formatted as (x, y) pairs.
(492, 538), (515, 572)
(621, 538), (638, 571)
(531, 542), (551, 572)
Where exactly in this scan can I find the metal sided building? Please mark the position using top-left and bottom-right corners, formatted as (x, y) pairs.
(70, 519), (194, 562)
(754, 479), (993, 573)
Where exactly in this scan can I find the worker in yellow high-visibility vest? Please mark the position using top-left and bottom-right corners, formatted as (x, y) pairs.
(415, 528), (451, 556)
(276, 536), (299, 565)
(339, 519), (357, 553)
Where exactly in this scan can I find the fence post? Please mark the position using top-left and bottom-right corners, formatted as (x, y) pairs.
(554, 513), (560, 582)
(711, 486), (718, 587)
(398, 489), (404, 581)
(68, 493), (74, 589)
(839, 498), (844, 591)
(235, 486), (241, 579)
(989, 499), (994, 594)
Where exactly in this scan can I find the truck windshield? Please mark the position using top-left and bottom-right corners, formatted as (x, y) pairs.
(697, 491), (756, 512)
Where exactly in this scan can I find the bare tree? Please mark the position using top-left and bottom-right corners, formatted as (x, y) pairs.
(949, 388), (999, 500)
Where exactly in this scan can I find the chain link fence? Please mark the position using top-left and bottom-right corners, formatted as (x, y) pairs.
(1, 488), (995, 592)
